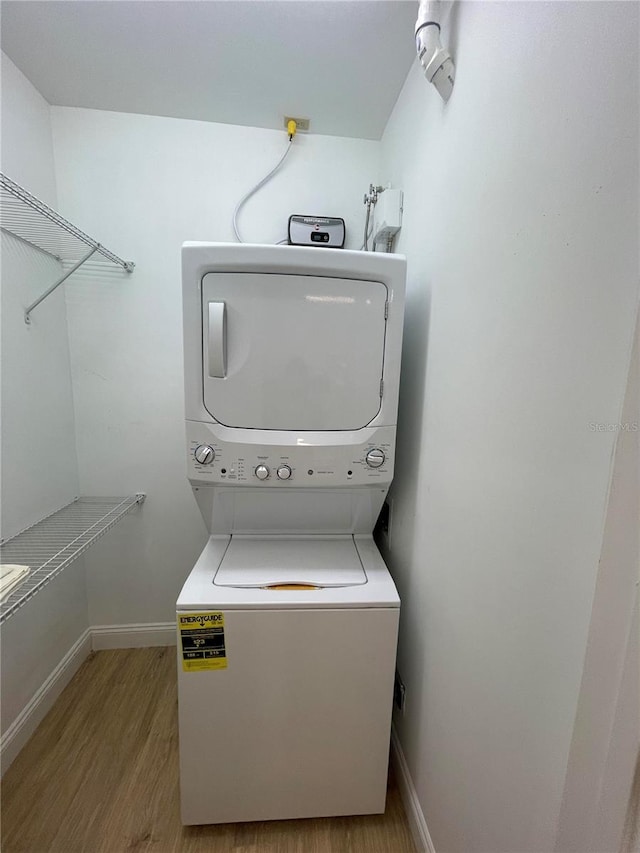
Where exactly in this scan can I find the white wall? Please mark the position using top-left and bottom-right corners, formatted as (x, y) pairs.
(0, 561), (89, 772)
(0, 52), (79, 537)
(380, 3), (639, 851)
(50, 107), (382, 625)
(556, 315), (640, 853)
(0, 53), (88, 756)
(0, 52), (57, 207)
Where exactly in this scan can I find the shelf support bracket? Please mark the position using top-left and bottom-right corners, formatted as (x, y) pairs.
(24, 245), (99, 324)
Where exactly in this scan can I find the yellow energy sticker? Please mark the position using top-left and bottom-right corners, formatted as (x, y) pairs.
(179, 612), (227, 672)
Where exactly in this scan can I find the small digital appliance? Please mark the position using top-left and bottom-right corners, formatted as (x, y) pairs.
(287, 215), (345, 248)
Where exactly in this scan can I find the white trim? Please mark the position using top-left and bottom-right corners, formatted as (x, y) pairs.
(1, 628), (92, 776)
(91, 621), (176, 650)
(391, 724), (436, 853)
(1, 622), (177, 774)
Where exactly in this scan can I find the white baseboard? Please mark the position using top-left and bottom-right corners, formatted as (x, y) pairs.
(1, 628), (92, 776)
(391, 724), (436, 853)
(91, 621), (176, 650)
(1, 622), (176, 773)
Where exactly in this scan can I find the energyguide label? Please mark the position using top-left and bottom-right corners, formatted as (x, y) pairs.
(179, 612), (227, 672)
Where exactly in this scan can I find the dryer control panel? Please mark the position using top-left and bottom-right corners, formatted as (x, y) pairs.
(186, 422), (396, 487)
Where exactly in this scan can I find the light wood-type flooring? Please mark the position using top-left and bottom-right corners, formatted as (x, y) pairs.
(1, 647), (415, 853)
(622, 751), (640, 853)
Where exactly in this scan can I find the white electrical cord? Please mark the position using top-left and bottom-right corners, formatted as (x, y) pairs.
(233, 139), (294, 242)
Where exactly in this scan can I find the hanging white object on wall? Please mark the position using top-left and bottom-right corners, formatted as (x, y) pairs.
(415, 0), (455, 101)
(373, 189), (403, 248)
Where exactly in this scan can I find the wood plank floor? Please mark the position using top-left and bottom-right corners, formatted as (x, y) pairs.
(622, 751), (640, 853)
(1, 647), (415, 853)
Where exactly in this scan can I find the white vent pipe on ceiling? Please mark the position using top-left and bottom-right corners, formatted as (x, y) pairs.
(415, 0), (455, 101)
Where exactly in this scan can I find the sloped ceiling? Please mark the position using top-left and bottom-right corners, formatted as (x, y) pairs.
(1, 0), (417, 140)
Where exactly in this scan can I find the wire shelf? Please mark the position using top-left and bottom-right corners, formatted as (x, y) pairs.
(0, 173), (135, 322)
(0, 173), (134, 268)
(0, 495), (145, 624)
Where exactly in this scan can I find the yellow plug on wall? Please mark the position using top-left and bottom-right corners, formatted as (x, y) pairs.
(287, 119), (297, 140)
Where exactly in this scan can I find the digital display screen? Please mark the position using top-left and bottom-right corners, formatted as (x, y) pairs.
(311, 232), (330, 242)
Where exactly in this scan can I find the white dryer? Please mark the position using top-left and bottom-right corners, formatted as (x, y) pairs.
(177, 243), (406, 826)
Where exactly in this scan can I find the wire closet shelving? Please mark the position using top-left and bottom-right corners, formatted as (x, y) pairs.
(0, 495), (146, 624)
(0, 172), (135, 323)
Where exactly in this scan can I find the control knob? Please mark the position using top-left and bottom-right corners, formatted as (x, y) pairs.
(194, 445), (215, 465)
(365, 449), (385, 468)
(277, 465), (292, 480)
(254, 465), (270, 480)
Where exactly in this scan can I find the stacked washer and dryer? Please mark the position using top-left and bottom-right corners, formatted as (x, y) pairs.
(177, 242), (406, 825)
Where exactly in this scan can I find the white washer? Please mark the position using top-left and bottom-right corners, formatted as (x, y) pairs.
(177, 244), (406, 826)
(177, 534), (399, 825)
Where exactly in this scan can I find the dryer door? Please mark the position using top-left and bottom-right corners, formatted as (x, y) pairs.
(201, 272), (387, 430)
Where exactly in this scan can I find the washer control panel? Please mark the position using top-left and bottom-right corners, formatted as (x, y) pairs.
(187, 423), (395, 487)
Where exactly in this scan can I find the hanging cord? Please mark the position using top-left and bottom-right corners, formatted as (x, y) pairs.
(360, 208), (375, 251)
(362, 204), (372, 251)
(233, 122), (297, 243)
(361, 184), (384, 251)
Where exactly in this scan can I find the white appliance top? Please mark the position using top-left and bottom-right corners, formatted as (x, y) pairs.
(176, 535), (399, 609)
(214, 536), (366, 588)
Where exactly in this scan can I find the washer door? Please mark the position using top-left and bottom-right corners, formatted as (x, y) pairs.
(201, 272), (387, 430)
(214, 536), (367, 588)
